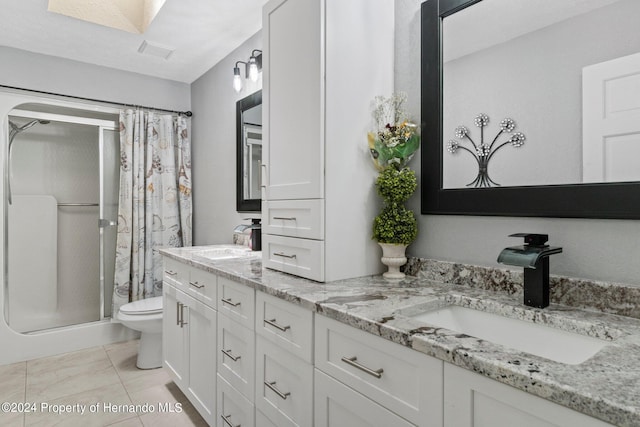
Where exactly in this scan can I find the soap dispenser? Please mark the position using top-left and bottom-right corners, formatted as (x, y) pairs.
(248, 218), (261, 251)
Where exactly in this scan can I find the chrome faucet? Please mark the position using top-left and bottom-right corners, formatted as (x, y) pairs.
(497, 233), (562, 308)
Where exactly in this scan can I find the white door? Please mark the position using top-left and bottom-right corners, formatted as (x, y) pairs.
(583, 52), (640, 182)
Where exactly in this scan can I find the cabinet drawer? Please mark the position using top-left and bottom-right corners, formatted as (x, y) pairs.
(218, 277), (255, 329)
(256, 409), (279, 427)
(256, 291), (313, 363)
(186, 267), (217, 308)
(163, 257), (187, 288)
(263, 199), (324, 240)
(315, 316), (443, 426)
(262, 234), (324, 282)
(217, 374), (255, 427)
(256, 335), (313, 427)
(314, 369), (414, 427)
(217, 313), (255, 400)
(444, 364), (614, 427)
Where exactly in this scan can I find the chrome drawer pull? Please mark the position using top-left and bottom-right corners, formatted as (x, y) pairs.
(221, 414), (240, 427)
(273, 216), (297, 221)
(221, 297), (241, 307)
(273, 252), (296, 259)
(264, 318), (291, 332)
(165, 270), (177, 276)
(180, 303), (188, 328)
(265, 381), (290, 400)
(341, 356), (384, 379)
(221, 349), (241, 362)
(189, 281), (204, 289)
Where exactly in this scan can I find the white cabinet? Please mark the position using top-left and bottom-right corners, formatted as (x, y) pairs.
(216, 276), (257, 427)
(162, 258), (217, 426)
(185, 296), (216, 424)
(164, 255), (614, 427)
(262, 0), (394, 282)
(256, 292), (313, 363)
(255, 291), (314, 427)
(315, 315), (443, 427)
(255, 335), (314, 427)
(217, 309), (255, 400)
(315, 370), (414, 427)
(443, 364), (614, 427)
(218, 373), (255, 427)
(218, 276), (255, 329)
(162, 283), (188, 388)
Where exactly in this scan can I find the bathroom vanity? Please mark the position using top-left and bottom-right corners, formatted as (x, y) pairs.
(161, 246), (640, 427)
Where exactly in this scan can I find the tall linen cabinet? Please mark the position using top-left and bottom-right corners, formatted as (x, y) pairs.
(262, 0), (395, 282)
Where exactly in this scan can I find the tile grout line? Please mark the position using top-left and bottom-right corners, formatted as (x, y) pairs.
(103, 342), (146, 426)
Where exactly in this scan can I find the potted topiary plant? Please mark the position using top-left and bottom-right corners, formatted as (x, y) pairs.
(368, 93), (420, 279)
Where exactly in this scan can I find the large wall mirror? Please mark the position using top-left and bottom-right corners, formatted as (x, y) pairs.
(236, 90), (262, 212)
(421, 0), (640, 218)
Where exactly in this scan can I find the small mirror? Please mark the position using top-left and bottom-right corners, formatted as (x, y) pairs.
(236, 90), (262, 212)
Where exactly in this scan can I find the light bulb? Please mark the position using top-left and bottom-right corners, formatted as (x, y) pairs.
(233, 67), (242, 92)
(248, 57), (259, 82)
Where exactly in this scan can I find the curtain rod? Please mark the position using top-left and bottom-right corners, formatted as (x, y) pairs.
(0, 84), (193, 117)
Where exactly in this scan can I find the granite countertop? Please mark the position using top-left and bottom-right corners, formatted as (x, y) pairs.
(160, 245), (640, 427)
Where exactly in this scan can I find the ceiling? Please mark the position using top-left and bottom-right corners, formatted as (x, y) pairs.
(0, 0), (268, 83)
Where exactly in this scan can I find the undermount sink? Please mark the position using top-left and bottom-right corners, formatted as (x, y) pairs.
(193, 246), (259, 260)
(407, 304), (611, 365)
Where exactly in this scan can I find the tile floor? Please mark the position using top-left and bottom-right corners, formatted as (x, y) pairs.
(0, 340), (207, 427)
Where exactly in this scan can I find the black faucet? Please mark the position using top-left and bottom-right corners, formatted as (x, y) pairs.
(497, 233), (562, 308)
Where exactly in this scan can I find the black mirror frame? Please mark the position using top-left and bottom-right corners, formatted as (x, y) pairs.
(236, 90), (262, 212)
(420, 0), (640, 219)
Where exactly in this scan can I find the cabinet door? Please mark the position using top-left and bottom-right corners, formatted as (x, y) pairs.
(314, 370), (415, 427)
(263, 0), (323, 200)
(162, 283), (188, 390)
(444, 364), (614, 427)
(185, 295), (217, 426)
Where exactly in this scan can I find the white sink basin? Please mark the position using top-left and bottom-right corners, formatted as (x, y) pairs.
(409, 305), (610, 365)
(194, 246), (259, 260)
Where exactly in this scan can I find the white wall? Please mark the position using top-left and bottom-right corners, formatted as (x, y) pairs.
(190, 31), (262, 245)
(397, 0), (640, 285)
(0, 46), (190, 111)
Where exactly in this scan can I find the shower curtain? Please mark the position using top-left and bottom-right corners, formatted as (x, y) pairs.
(112, 109), (192, 315)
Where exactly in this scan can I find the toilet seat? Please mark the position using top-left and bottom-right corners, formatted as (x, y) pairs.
(120, 296), (163, 315)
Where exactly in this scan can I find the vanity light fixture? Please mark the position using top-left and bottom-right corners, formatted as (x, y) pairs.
(248, 49), (262, 82)
(233, 61), (247, 92)
(233, 49), (262, 92)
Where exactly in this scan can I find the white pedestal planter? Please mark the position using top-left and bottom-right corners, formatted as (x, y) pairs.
(378, 243), (408, 279)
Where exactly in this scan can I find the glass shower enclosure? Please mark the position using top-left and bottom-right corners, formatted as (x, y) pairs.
(5, 105), (119, 333)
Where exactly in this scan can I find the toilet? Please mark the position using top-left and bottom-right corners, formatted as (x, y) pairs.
(117, 296), (163, 369)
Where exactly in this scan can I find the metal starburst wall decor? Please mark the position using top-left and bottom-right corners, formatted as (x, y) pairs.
(447, 113), (526, 187)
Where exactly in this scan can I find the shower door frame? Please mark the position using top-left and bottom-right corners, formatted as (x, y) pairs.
(6, 108), (119, 326)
